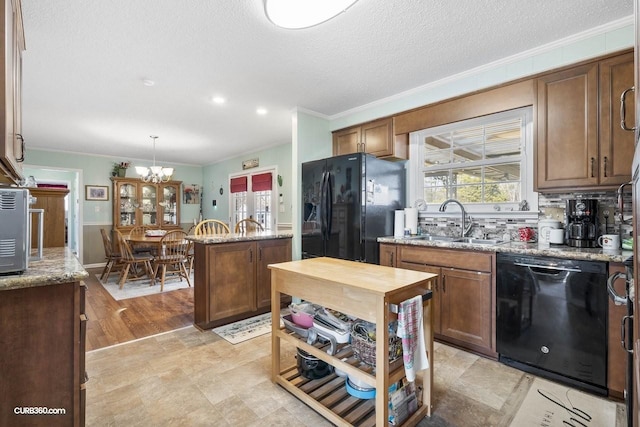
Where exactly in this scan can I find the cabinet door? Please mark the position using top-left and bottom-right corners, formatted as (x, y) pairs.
(140, 184), (158, 226)
(599, 53), (635, 186)
(362, 118), (393, 157)
(207, 242), (256, 321)
(332, 126), (361, 155)
(536, 63), (599, 190)
(160, 183), (180, 227)
(397, 259), (442, 335)
(256, 238), (292, 309)
(607, 263), (628, 398)
(115, 181), (138, 229)
(379, 243), (397, 267)
(440, 268), (492, 350)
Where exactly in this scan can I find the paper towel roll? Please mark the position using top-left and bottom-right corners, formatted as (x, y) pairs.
(394, 210), (405, 238)
(405, 208), (418, 235)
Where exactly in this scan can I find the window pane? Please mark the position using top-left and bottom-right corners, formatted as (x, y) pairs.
(423, 171), (449, 203)
(452, 184), (483, 203)
(423, 136), (452, 166)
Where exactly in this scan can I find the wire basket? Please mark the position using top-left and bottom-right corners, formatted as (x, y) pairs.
(350, 320), (402, 367)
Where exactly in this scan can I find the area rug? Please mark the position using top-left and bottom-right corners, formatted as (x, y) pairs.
(212, 312), (283, 344)
(509, 377), (616, 427)
(99, 273), (192, 301)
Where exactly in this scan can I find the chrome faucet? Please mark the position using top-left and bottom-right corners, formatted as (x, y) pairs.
(439, 199), (473, 237)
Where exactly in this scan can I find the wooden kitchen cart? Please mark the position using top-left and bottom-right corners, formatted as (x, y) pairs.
(269, 257), (436, 426)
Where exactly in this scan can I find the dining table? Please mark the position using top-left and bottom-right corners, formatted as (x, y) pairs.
(125, 233), (164, 253)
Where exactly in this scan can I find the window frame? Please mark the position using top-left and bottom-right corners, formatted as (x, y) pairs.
(408, 107), (537, 216)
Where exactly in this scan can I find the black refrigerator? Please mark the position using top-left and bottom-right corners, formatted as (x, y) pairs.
(301, 153), (406, 264)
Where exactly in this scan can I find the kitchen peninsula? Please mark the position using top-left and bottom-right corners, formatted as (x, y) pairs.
(0, 247), (88, 427)
(189, 231), (292, 330)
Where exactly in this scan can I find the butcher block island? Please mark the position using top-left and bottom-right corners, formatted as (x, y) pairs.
(269, 257), (436, 427)
(189, 231), (292, 330)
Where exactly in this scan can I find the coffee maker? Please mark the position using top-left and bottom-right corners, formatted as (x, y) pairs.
(566, 199), (599, 248)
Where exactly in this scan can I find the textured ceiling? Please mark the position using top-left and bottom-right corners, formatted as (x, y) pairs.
(21, 0), (633, 166)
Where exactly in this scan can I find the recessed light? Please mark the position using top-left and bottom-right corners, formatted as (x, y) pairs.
(142, 79), (155, 87)
(212, 96), (226, 104)
(256, 107), (268, 115)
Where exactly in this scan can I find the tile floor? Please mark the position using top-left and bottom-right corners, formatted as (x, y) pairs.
(86, 326), (626, 426)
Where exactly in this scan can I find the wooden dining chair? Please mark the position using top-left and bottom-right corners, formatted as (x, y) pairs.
(129, 225), (155, 255)
(194, 219), (230, 236)
(99, 228), (121, 281)
(113, 229), (156, 289)
(234, 218), (264, 233)
(153, 230), (191, 291)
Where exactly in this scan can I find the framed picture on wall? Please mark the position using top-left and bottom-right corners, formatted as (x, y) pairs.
(85, 185), (109, 201)
(183, 184), (200, 204)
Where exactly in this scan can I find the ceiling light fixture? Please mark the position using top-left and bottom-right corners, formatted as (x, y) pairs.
(256, 107), (268, 115)
(135, 136), (174, 183)
(264, 0), (358, 29)
(212, 96), (226, 104)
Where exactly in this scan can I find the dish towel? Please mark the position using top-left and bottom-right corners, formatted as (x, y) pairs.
(396, 295), (429, 382)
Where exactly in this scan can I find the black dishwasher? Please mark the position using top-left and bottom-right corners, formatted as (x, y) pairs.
(496, 253), (608, 395)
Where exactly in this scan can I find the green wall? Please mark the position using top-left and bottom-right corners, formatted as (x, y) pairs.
(202, 143), (292, 225)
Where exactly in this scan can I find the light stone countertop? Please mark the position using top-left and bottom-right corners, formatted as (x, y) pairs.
(187, 230), (293, 245)
(0, 247), (89, 291)
(377, 236), (633, 263)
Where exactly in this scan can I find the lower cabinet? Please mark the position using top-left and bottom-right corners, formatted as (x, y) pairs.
(0, 281), (86, 427)
(608, 262), (629, 399)
(194, 238), (292, 329)
(380, 243), (495, 356)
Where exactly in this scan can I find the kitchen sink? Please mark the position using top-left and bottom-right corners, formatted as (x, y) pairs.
(410, 235), (459, 242)
(455, 237), (503, 245)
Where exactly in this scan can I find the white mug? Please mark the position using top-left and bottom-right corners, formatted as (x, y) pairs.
(598, 234), (620, 250)
(549, 228), (564, 244)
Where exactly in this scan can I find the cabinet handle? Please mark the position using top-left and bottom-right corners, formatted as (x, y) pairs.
(622, 315), (634, 354)
(442, 276), (446, 292)
(259, 248), (262, 261)
(603, 156), (608, 177)
(620, 87), (636, 131)
(390, 253), (394, 267)
(590, 157), (595, 178)
(15, 134), (24, 162)
(249, 248), (253, 263)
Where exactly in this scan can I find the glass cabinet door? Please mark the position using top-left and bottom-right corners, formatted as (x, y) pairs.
(118, 182), (138, 227)
(141, 184), (158, 226)
(161, 184), (179, 226)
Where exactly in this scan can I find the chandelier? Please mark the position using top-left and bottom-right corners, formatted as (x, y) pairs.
(135, 136), (174, 183)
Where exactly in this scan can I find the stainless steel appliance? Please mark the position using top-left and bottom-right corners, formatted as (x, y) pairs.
(301, 153), (405, 264)
(0, 188), (30, 274)
(607, 256), (634, 427)
(496, 253), (608, 395)
(566, 198), (599, 248)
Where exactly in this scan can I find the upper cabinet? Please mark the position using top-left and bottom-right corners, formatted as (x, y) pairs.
(112, 177), (182, 232)
(332, 117), (407, 160)
(536, 51), (634, 191)
(0, 0), (25, 184)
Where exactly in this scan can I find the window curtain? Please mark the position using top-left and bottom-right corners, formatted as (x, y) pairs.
(251, 172), (272, 191)
(230, 176), (247, 193)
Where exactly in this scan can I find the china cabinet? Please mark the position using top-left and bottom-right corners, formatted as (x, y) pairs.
(111, 177), (181, 232)
(269, 257), (435, 426)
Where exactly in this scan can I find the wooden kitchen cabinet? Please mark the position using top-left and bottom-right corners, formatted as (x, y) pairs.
(383, 244), (495, 356)
(0, 280), (86, 427)
(536, 51), (634, 191)
(608, 262), (630, 399)
(193, 237), (292, 330)
(29, 187), (69, 248)
(0, 0), (25, 184)
(333, 117), (407, 159)
(256, 238), (292, 309)
(111, 177), (181, 233)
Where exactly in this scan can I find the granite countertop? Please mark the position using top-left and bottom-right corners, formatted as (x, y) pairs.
(187, 230), (293, 245)
(0, 247), (89, 291)
(377, 236), (633, 263)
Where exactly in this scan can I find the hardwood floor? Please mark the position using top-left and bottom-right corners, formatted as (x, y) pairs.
(84, 267), (194, 351)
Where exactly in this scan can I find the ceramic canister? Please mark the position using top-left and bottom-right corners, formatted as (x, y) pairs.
(538, 218), (562, 244)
